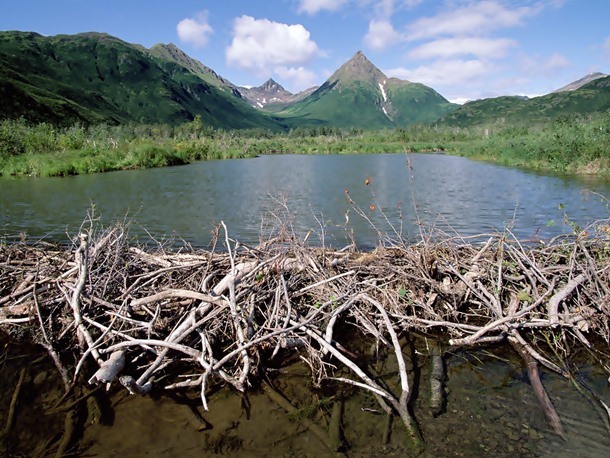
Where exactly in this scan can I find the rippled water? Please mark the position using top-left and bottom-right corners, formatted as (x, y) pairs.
(1, 153), (609, 247)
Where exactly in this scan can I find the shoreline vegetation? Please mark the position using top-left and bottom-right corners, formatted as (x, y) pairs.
(1, 111), (609, 178)
(1, 217), (609, 455)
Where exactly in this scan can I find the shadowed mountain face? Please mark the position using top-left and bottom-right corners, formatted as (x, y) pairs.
(0, 31), (283, 128)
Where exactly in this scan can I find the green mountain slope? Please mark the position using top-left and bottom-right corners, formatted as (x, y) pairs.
(439, 76), (610, 127)
(0, 31), (283, 129)
(280, 51), (457, 129)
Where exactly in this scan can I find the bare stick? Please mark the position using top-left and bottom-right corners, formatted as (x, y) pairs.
(548, 273), (586, 326)
(130, 289), (224, 308)
(298, 270), (356, 294)
(449, 285), (554, 346)
(70, 233), (101, 364)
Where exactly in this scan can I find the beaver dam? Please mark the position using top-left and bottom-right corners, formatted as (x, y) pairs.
(1, 219), (609, 457)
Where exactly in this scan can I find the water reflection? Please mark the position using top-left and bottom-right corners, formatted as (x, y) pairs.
(1, 153), (609, 247)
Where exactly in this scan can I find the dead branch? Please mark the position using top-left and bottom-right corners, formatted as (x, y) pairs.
(1, 218), (609, 453)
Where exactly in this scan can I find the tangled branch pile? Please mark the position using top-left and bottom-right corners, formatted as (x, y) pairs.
(1, 219), (609, 450)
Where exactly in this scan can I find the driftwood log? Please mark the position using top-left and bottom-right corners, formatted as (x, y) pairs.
(1, 218), (609, 452)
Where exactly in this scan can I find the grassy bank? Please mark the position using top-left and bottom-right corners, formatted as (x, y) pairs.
(456, 113), (610, 175)
(1, 112), (609, 177)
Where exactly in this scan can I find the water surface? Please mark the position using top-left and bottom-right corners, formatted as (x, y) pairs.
(1, 153), (609, 247)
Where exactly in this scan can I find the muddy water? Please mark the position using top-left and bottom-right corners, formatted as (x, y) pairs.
(2, 336), (608, 457)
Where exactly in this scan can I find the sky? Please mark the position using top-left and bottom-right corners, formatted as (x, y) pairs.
(1, 0), (609, 103)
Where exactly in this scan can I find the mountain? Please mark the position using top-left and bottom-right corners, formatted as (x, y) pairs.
(552, 72), (607, 93)
(278, 51), (458, 129)
(439, 75), (610, 127)
(0, 31), (284, 129)
(149, 43), (243, 98)
(238, 79), (317, 112)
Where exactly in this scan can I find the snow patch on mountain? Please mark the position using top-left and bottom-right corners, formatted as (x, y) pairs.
(379, 81), (387, 102)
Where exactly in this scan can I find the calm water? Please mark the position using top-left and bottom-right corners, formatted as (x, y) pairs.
(1, 153), (609, 247)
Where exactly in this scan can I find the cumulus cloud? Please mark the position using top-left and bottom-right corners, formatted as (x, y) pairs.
(405, 1), (541, 41)
(297, 0), (349, 14)
(176, 12), (213, 49)
(364, 19), (404, 50)
(387, 59), (496, 87)
(275, 66), (318, 90)
(226, 16), (320, 73)
(408, 37), (516, 60)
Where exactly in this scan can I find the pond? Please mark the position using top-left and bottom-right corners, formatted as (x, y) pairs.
(1, 153), (609, 247)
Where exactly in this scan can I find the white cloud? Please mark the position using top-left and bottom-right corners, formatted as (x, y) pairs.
(405, 1), (542, 41)
(176, 12), (213, 49)
(275, 66), (318, 90)
(387, 59), (496, 87)
(363, 19), (404, 50)
(408, 37), (516, 60)
(297, 0), (349, 14)
(226, 16), (320, 74)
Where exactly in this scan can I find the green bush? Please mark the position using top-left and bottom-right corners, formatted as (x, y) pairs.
(0, 120), (26, 158)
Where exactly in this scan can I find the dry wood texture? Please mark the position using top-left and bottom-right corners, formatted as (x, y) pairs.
(1, 219), (609, 447)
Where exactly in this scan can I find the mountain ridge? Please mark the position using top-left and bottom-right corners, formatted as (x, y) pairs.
(1, 30), (608, 130)
(279, 50), (457, 128)
(237, 78), (317, 111)
(0, 30), (282, 128)
(552, 72), (607, 93)
(439, 74), (610, 127)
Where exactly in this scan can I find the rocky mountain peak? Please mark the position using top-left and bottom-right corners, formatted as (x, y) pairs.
(260, 78), (286, 93)
(238, 78), (317, 111)
(329, 50), (386, 85)
(552, 72), (608, 93)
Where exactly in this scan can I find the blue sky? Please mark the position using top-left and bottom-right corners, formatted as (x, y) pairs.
(1, 0), (609, 103)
